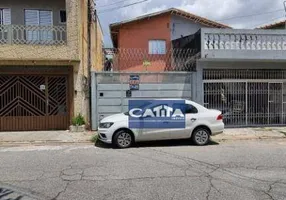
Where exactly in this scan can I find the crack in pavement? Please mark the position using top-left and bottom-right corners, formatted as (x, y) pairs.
(205, 175), (221, 200)
(262, 181), (281, 200)
(81, 174), (202, 182)
(50, 181), (70, 200)
(50, 162), (82, 200)
(217, 163), (286, 172)
(121, 149), (212, 179)
(2, 145), (286, 200)
(0, 181), (50, 200)
(150, 148), (286, 200)
(150, 148), (286, 184)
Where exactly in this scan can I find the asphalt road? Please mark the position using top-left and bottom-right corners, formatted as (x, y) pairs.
(0, 139), (286, 200)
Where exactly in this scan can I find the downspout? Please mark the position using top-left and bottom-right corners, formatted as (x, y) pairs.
(87, 0), (92, 129)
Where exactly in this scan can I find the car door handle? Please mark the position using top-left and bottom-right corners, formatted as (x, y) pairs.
(191, 118), (197, 122)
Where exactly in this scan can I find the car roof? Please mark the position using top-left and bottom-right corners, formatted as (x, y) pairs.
(153, 99), (207, 109)
(130, 98), (207, 112)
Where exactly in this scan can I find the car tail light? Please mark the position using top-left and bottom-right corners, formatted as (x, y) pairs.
(217, 114), (223, 120)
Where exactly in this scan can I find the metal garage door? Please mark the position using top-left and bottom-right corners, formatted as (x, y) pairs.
(203, 69), (286, 127)
(91, 72), (195, 130)
(0, 74), (69, 131)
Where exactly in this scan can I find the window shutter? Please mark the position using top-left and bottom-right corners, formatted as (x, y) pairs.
(2, 9), (11, 25)
(25, 10), (39, 25)
(39, 10), (52, 26)
(25, 10), (53, 43)
(148, 41), (153, 54)
(159, 40), (166, 54)
(39, 11), (52, 42)
(25, 10), (39, 42)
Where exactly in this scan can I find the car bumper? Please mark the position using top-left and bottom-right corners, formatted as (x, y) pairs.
(211, 123), (224, 136)
(98, 128), (113, 144)
(212, 131), (223, 136)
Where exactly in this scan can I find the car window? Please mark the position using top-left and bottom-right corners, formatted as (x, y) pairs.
(131, 102), (198, 115)
(185, 104), (198, 114)
(172, 103), (198, 114)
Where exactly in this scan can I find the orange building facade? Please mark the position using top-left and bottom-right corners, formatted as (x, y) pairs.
(110, 8), (229, 72)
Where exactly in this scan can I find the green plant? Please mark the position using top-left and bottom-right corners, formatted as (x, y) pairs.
(71, 114), (86, 126)
(90, 134), (98, 143)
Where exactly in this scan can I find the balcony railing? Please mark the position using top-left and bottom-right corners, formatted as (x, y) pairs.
(200, 28), (286, 60)
(0, 24), (66, 45)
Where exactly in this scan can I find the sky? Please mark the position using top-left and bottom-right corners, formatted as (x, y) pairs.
(97, 0), (285, 47)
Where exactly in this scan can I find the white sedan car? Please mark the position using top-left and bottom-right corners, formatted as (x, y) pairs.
(98, 99), (224, 148)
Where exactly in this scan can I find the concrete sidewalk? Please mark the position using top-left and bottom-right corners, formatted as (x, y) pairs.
(0, 127), (285, 146)
(213, 127), (286, 141)
(0, 130), (95, 146)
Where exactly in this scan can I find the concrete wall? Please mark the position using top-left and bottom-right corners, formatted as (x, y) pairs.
(197, 60), (286, 70)
(0, 0), (65, 26)
(170, 15), (206, 40)
(92, 20), (104, 72)
(73, 0), (103, 127)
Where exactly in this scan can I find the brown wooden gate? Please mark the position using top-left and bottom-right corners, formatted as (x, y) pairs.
(0, 74), (69, 131)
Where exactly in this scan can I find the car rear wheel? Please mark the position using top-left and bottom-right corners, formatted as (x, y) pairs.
(113, 130), (133, 148)
(191, 128), (210, 146)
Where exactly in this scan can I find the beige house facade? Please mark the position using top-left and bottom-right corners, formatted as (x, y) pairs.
(0, 0), (103, 131)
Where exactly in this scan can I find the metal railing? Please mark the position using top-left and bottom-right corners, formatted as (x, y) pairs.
(202, 28), (286, 51)
(0, 24), (66, 45)
(200, 28), (286, 60)
(103, 48), (198, 72)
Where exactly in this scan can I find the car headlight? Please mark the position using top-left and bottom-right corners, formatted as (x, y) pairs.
(99, 122), (114, 129)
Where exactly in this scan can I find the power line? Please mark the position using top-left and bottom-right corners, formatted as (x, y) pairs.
(248, 16), (284, 28)
(98, 0), (148, 14)
(97, 0), (134, 8)
(217, 9), (284, 22)
(173, 8), (284, 26)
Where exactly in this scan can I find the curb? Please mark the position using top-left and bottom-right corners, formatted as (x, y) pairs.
(213, 135), (286, 142)
(1, 135), (285, 147)
(0, 140), (93, 147)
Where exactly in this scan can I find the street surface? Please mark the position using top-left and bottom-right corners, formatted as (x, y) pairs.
(0, 139), (286, 200)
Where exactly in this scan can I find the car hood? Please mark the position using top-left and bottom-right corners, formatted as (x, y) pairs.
(100, 113), (128, 123)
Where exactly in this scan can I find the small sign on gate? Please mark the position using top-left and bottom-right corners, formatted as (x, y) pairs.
(129, 75), (140, 90)
(40, 85), (45, 91)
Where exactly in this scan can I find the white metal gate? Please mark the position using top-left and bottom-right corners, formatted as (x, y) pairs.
(91, 72), (195, 130)
(203, 69), (286, 127)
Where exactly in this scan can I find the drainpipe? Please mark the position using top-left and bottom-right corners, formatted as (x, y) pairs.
(87, 0), (92, 129)
(284, 1), (286, 29)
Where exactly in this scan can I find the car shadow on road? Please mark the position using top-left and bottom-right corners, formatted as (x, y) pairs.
(94, 139), (219, 149)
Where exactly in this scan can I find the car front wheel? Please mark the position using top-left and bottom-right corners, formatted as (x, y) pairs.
(113, 130), (133, 148)
(191, 128), (210, 146)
